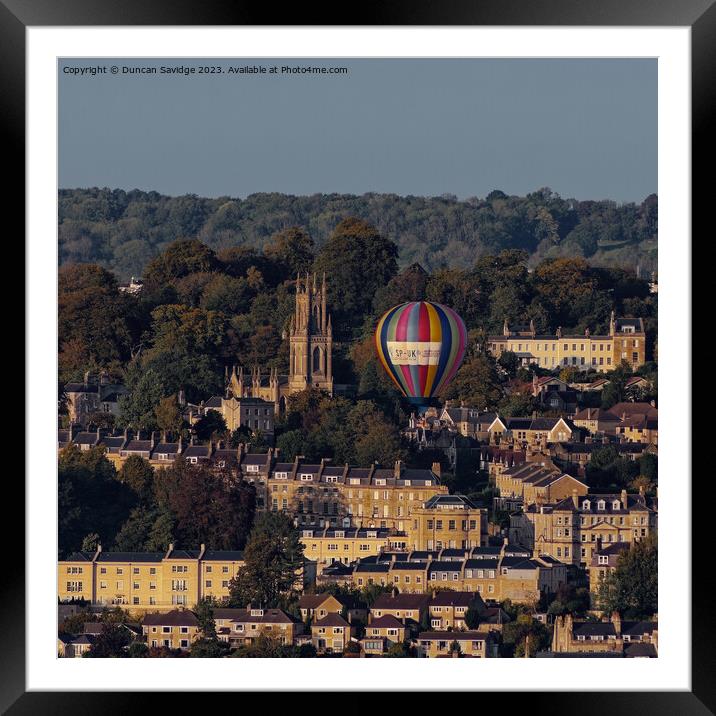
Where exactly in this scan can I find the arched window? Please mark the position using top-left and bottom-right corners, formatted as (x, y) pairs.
(312, 346), (321, 373)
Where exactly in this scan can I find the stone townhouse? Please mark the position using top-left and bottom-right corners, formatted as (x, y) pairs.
(213, 607), (302, 647)
(552, 441), (652, 470)
(494, 461), (588, 509)
(587, 540), (632, 601)
(266, 458), (446, 531)
(362, 615), (408, 653)
(573, 408), (622, 435)
(552, 613), (657, 657)
(417, 631), (498, 658)
(58, 544), (245, 611)
(427, 591), (486, 630)
(488, 415), (574, 448)
(311, 613), (353, 653)
(142, 609), (201, 650)
(62, 372), (127, 425)
(406, 494), (488, 551)
(487, 314), (646, 371)
(438, 405), (499, 441)
(300, 526), (407, 575)
(510, 488), (657, 567)
(370, 593), (431, 628)
(350, 544), (567, 605)
(296, 593), (367, 625)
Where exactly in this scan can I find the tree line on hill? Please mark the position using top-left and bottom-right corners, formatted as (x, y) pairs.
(59, 187), (658, 280)
(58, 215), (657, 429)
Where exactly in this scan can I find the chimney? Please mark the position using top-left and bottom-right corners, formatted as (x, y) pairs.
(164, 543), (174, 560)
(638, 485), (645, 497)
(431, 461), (441, 478)
(394, 460), (403, 479)
(611, 611), (622, 636)
(571, 489), (579, 509)
(620, 489), (627, 507)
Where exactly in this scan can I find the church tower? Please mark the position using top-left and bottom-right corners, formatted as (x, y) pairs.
(288, 272), (333, 395)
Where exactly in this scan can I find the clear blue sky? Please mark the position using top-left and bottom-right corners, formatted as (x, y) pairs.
(58, 58), (657, 202)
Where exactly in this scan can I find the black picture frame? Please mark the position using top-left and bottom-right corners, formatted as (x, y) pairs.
(5, 0), (705, 711)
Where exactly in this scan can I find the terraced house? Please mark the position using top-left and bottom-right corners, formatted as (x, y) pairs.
(58, 544), (245, 612)
(494, 461), (588, 510)
(510, 488), (657, 566)
(349, 543), (567, 604)
(266, 458), (446, 530)
(300, 526), (407, 575)
(552, 613), (657, 657)
(487, 313), (646, 371)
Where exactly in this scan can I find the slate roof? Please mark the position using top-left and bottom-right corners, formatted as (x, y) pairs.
(427, 561), (463, 573)
(573, 408), (621, 422)
(423, 494), (477, 510)
(65, 551), (95, 562)
(312, 613), (350, 628)
(622, 621), (657, 636)
(183, 445), (211, 458)
(202, 550), (244, 561)
(372, 594), (430, 610)
(368, 615), (405, 629)
(624, 642), (658, 657)
(152, 442), (181, 455)
(429, 591), (481, 607)
(298, 594), (339, 609)
(353, 563), (391, 573)
(96, 552), (164, 563)
(572, 622), (617, 637)
(227, 608), (295, 625)
(123, 440), (152, 452)
(143, 610), (199, 627)
(166, 549), (201, 560)
(242, 453), (270, 466)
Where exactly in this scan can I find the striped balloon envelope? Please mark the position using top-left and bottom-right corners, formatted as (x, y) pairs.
(375, 301), (467, 409)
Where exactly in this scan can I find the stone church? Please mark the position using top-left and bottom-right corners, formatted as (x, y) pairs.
(224, 272), (334, 412)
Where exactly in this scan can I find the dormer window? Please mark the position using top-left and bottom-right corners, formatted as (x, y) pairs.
(597, 500), (606, 511)
(334, 531), (344, 538)
(582, 500), (591, 511)
(250, 609), (263, 616)
(300, 474), (313, 481)
(350, 478), (360, 485)
(246, 464), (259, 473)
(325, 476), (338, 483)
(612, 501), (621, 510)
(375, 479), (386, 486)
(404, 480), (411, 486)
(274, 472), (288, 479)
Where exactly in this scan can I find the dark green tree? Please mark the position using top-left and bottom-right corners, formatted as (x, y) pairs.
(226, 512), (304, 608)
(596, 535), (657, 619)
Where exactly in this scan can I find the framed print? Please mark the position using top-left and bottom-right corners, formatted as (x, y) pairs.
(8, 0), (707, 711)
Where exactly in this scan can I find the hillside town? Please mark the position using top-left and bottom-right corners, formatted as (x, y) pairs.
(57, 243), (657, 659)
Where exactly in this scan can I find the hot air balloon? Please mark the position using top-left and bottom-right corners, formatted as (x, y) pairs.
(375, 301), (467, 411)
